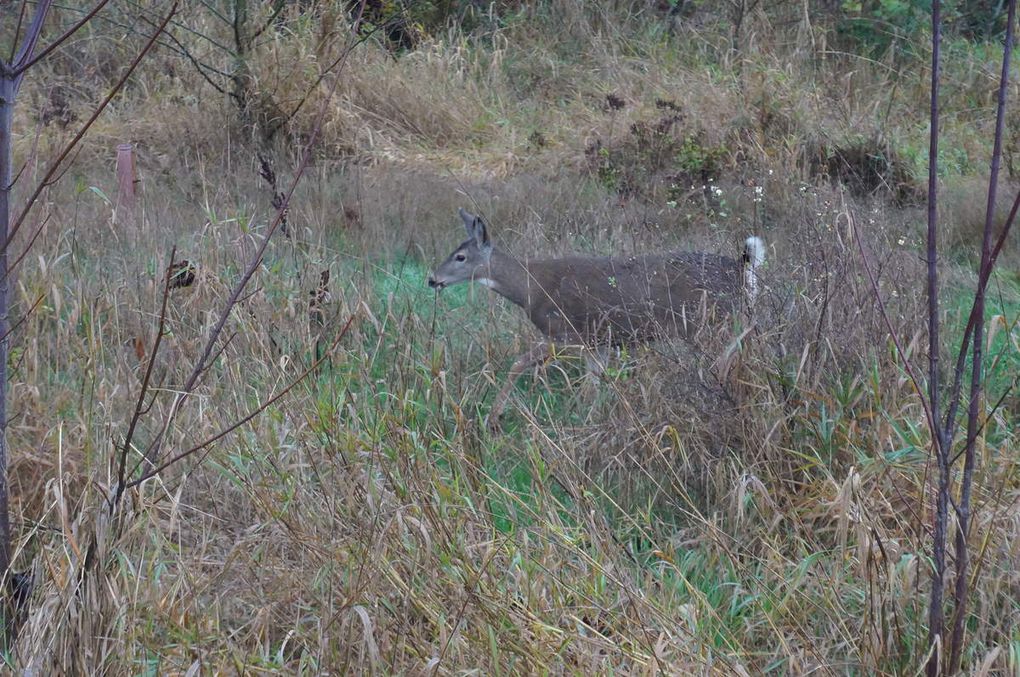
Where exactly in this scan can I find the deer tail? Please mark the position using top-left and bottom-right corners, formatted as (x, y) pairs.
(743, 236), (765, 305)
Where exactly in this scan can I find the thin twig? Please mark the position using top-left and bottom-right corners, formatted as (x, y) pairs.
(6, 0), (29, 64)
(125, 314), (356, 489)
(923, 6), (949, 672)
(13, 0), (112, 75)
(248, 0), (287, 43)
(111, 249), (175, 510)
(8, 0), (54, 83)
(854, 218), (937, 437)
(0, 294), (43, 344)
(280, 1), (375, 131)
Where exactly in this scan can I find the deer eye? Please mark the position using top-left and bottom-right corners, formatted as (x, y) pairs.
(455, 253), (467, 262)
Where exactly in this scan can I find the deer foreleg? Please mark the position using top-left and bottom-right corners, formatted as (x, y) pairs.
(487, 341), (553, 429)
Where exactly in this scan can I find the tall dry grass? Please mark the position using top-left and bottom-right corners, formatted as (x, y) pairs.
(3, 1), (1018, 673)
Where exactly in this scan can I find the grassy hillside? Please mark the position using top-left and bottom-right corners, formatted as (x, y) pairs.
(4, 1), (1019, 673)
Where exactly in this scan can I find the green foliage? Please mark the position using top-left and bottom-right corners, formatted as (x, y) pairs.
(838, 0), (1011, 56)
(587, 102), (724, 203)
(945, 275), (1020, 425)
(674, 134), (725, 177)
(358, 0), (514, 50)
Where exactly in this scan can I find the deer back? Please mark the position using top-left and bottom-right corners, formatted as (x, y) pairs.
(522, 251), (742, 344)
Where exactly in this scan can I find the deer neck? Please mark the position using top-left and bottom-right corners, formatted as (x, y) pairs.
(477, 249), (534, 310)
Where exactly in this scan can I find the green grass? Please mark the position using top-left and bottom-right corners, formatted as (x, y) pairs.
(945, 272), (1020, 424)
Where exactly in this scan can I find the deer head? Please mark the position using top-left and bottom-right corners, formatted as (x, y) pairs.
(427, 209), (493, 291)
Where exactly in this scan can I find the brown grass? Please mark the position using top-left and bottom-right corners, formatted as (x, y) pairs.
(3, 2), (1019, 674)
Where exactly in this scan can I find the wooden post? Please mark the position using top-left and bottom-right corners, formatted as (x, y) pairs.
(115, 143), (137, 219)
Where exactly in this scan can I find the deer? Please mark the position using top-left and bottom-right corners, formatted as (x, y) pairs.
(428, 208), (766, 428)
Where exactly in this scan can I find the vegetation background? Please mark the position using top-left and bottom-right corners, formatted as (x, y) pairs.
(2, 0), (1019, 673)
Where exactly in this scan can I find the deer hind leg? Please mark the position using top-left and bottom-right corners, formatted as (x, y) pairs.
(486, 341), (553, 430)
(574, 344), (611, 400)
(582, 344), (611, 377)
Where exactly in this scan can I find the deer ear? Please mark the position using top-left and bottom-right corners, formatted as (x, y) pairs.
(459, 208), (476, 236)
(470, 216), (491, 255)
(460, 209), (491, 251)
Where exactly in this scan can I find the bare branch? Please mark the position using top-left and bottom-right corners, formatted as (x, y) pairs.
(136, 12), (233, 94)
(924, 6), (948, 672)
(951, 369), (1018, 465)
(949, 1), (1017, 670)
(925, 0), (944, 450)
(13, 0), (112, 76)
(9, 0), (54, 79)
(281, 14), (380, 134)
(6, 1), (29, 64)
(124, 314), (356, 489)
(196, 0), (233, 27)
(111, 249), (176, 511)
(0, 207), (51, 287)
(249, 0), (287, 43)
(0, 294), (43, 344)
